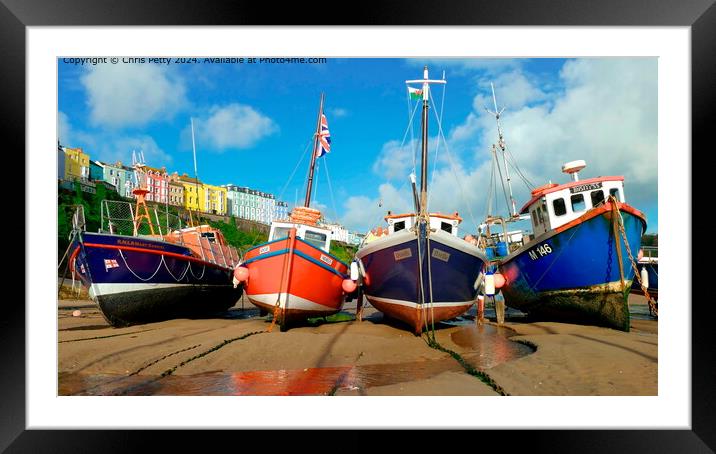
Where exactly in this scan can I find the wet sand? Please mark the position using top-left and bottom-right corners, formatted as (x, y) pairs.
(57, 294), (657, 396)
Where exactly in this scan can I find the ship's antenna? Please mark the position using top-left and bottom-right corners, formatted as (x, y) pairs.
(485, 82), (517, 218)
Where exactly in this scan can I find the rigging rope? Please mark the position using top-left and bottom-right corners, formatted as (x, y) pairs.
(427, 82), (447, 209)
(428, 90), (480, 235)
(407, 90), (418, 176)
(504, 146), (535, 189)
(277, 137), (314, 203)
(322, 157), (342, 225)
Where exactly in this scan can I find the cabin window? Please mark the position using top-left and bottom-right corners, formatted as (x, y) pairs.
(441, 222), (453, 234)
(272, 227), (290, 240)
(303, 230), (327, 250)
(393, 220), (406, 232)
(201, 232), (216, 243)
(532, 210), (539, 229)
(553, 198), (567, 216)
(571, 194), (586, 212)
(536, 206), (545, 225)
(609, 188), (621, 201)
(591, 190), (605, 207)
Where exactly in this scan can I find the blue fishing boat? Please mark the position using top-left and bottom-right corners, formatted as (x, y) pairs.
(67, 150), (242, 327)
(495, 162), (647, 331)
(354, 67), (489, 334)
(475, 84), (648, 331)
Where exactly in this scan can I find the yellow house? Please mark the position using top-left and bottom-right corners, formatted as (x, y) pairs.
(177, 174), (205, 212)
(63, 147), (90, 181)
(203, 183), (228, 215)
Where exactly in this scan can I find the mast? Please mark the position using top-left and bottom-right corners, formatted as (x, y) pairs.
(304, 92), (325, 208)
(420, 70), (430, 215)
(190, 117), (201, 222)
(406, 66), (446, 216)
(487, 82), (517, 218)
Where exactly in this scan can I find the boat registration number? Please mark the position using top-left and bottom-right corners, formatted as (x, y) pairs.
(259, 246), (270, 254)
(432, 248), (450, 262)
(320, 254), (333, 265)
(528, 243), (553, 260)
(394, 248), (412, 261)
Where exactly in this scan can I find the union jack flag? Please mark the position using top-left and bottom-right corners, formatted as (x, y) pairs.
(316, 114), (331, 157)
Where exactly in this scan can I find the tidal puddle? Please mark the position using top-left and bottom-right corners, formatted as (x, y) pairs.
(450, 324), (535, 369)
(59, 323), (533, 396)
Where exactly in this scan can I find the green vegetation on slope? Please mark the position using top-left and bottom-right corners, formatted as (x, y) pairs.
(207, 219), (268, 253)
(329, 241), (357, 264)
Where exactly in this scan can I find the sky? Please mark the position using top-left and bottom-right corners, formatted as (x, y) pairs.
(58, 57), (658, 234)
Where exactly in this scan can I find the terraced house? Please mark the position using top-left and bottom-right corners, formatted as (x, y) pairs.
(90, 160), (136, 198)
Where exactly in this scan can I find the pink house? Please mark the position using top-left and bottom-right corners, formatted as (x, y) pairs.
(144, 166), (169, 204)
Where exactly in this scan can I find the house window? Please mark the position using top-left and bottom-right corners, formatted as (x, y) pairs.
(590, 190), (605, 207)
(571, 194), (586, 212)
(552, 198), (567, 216)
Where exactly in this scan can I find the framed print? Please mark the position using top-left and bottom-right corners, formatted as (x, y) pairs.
(5, 0), (714, 450)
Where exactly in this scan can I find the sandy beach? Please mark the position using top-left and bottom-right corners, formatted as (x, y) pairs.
(57, 293), (657, 396)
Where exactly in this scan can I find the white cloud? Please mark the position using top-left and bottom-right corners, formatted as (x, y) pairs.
(372, 139), (416, 181)
(327, 107), (348, 118)
(405, 58), (522, 76)
(81, 63), (187, 128)
(58, 111), (71, 144)
(65, 129), (171, 168)
(448, 58), (657, 209)
(473, 70), (548, 113)
(349, 58), (658, 232)
(186, 104), (278, 152)
(342, 183), (413, 233)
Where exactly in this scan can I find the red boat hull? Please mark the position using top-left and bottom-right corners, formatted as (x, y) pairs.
(241, 234), (349, 322)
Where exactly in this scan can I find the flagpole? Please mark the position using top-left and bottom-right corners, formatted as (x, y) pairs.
(304, 92), (324, 208)
(190, 117), (201, 224)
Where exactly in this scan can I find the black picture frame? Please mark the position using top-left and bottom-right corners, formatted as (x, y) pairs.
(5, 0), (713, 451)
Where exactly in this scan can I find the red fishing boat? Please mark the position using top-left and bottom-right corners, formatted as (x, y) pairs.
(233, 94), (352, 330)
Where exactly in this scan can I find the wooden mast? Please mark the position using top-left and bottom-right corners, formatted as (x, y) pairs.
(304, 93), (325, 208)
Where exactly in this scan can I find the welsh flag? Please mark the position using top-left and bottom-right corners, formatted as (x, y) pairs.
(408, 86), (423, 101)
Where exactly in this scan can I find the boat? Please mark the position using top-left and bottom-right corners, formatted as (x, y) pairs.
(68, 154), (242, 327)
(354, 67), (489, 334)
(494, 162), (647, 331)
(476, 83), (649, 331)
(233, 94), (351, 330)
(631, 246), (658, 302)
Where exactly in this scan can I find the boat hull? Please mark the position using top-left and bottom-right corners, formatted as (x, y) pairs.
(630, 260), (658, 300)
(71, 232), (242, 327)
(498, 202), (646, 331)
(241, 236), (349, 323)
(356, 229), (488, 333)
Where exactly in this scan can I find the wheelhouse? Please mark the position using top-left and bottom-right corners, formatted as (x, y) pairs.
(269, 221), (333, 252)
(521, 176), (626, 236)
(384, 212), (462, 237)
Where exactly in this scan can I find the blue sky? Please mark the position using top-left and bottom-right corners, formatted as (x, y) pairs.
(58, 57), (657, 233)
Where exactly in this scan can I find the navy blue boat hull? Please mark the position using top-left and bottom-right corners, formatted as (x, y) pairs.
(631, 261), (658, 300)
(71, 232), (242, 327)
(357, 229), (487, 333)
(499, 203), (646, 331)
